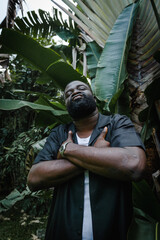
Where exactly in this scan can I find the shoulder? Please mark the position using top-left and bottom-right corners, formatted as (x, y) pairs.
(110, 114), (134, 129)
(99, 113), (133, 129)
(48, 121), (74, 143)
(50, 122), (72, 135)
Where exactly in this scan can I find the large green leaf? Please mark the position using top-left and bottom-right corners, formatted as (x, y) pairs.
(54, 0), (134, 47)
(94, 2), (139, 112)
(128, 207), (160, 240)
(85, 41), (102, 79)
(0, 188), (31, 213)
(133, 180), (160, 221)
(33, 96), (71, 126)
(52, 0), (105, 47)
(0, 28), (60, 70)
(0, 28), (87, 89)
(46, 61), (87, 89)
(0, 99), (67, 116)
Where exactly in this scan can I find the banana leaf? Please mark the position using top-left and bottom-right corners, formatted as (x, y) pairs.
(129, 180), (160, 239)
(55, 0), (134, 48)
(0, 28), (87, 89)
(0, 28), (60, 70)
(0, 188), (31, 213)
(94, 2), (139, 113)
(128, 207), (160, 240)
(133, 180), (160, 221)
(0, 99), (67, 116)
(85, 41), (102, 79)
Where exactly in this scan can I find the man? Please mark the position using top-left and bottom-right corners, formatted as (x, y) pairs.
(27, 80), (146, 240)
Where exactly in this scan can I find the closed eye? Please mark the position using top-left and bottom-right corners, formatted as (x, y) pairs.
(77, 85), (87, 90)
(65, 91), (72, 98)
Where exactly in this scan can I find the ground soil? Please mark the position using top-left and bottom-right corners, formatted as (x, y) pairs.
(0, 202), (47, 240)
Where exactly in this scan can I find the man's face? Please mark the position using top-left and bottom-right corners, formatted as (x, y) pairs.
(64, 81), (96, 120)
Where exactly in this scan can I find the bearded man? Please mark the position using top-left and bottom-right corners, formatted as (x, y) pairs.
(27, 80), (146, 240)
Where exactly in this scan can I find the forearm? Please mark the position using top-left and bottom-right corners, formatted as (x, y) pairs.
(27, 159), (83, 191)
(64, 143), (146, 181)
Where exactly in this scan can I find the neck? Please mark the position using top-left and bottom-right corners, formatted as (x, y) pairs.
(73, 108), (99, 138)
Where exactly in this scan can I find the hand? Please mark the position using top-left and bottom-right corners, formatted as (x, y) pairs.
(94, 127), (110, 148)
(57, 131), (73, 159)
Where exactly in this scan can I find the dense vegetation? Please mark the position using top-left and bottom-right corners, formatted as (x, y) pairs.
(0, 0), (160, 239)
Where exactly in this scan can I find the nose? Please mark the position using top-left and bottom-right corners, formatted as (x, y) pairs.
(71, 88), (83, 101)
(72, 88), (81, 96)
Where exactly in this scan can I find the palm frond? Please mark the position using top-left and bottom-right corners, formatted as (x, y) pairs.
(52, 0), (134, 47)
(14, 9), (77, 42)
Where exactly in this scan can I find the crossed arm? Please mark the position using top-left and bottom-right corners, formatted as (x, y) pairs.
(27, 127), (146, 191)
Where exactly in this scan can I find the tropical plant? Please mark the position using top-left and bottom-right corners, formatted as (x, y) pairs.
(0, 0), (160, 169)
(0, 127), (46, 192)
(1, 0), (160, 238)
(0, 0), (25, 84)
(0, 6), (90, 131)
(53, 0), (160, 135)
(52, 1), (160, 238)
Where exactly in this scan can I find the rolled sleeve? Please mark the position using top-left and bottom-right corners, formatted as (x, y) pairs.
(110, 114), (145, 149)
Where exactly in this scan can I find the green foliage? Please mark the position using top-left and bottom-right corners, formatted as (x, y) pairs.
(55, 0), (134, 47)
(21, 189), (53, 217)
(0, 28), (87, 90)
(15, 9), (77, 44)
(128, 207), (160, 240)
(133, 180), (160, 221)
(94, 2), (139, 113)
(139, 78), (160, 142)
(0, 3), (160, 238)
(0, 205), (47, 240)
(0, 188), (31, 213)
(0, 99), (68, 115)
(85, 41), (102, 80)
(127, 180), (160, 240)
(0, 127), (47, 192)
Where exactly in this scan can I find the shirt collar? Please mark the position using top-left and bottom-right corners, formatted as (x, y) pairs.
(67, 113), (111, 145)
(89, 113), (111, 145)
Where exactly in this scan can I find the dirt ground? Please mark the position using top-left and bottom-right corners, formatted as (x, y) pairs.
(0, 203), (47, 240)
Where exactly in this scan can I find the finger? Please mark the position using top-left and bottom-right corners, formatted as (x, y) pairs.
(67, 130), (73, 141)
(99, 127), (108, 139)
(106, 141), (110, 147)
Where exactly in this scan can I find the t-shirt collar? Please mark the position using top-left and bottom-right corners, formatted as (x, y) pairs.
(67, 113), (111, 145)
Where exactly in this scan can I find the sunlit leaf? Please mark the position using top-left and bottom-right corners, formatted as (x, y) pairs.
(0, 28), (87, 89)
(94, 2), (139, 112)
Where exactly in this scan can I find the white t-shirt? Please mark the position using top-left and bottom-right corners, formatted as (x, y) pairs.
(76, 134), (93, 240)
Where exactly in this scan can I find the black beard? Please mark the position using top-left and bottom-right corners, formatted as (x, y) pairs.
(67, 94), (96, 120)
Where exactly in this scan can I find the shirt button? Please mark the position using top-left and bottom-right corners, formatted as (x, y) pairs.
(79, 206), (83, 210)
(77, 230), (81, 235)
